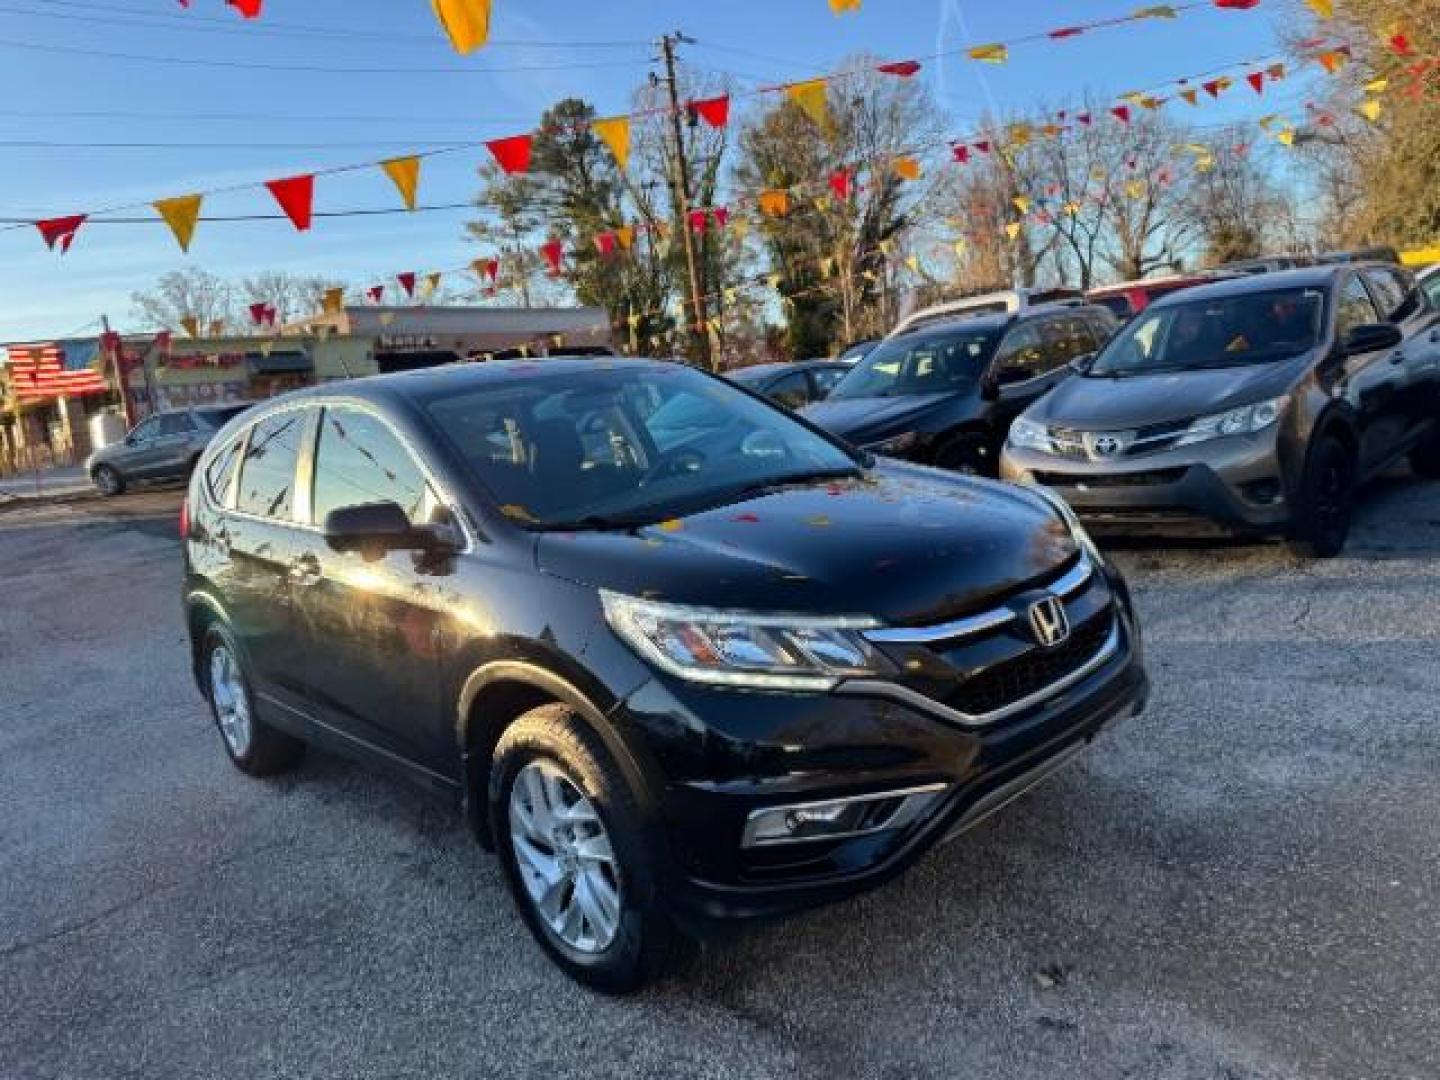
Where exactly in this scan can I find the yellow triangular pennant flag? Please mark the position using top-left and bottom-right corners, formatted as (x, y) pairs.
(179, 316), (200, 338)
(786, 79), (831, 128)
(1133, 5), (1178, 17)
(1004, 222), (1022, 241)
(423, 272), (443, 296)
(1013, 195), (1031, 214)
(1062, 201), (1081, 217)
(766, 272), (782, 288)
(968, 43), (1008, 64)
(153, 194), (203, 253)
(1276, 128), (1297, 145)
(1125, 179), (1146, 199)
(322, 287), (344, 315)
(829, 0), (861, 11)
(814, 195), (832, 212)
(903, 254), (922, 274)
(1365, 77), (1389, 94)
(431, 0), (491, 55)
(1304, 0), (1332, 16)
(879, 239), (895, 256)
(892, 156), (921, 181)
(1006, 122), (1032, 147)
(1357, 99), (1383, 122)
(381, 156), (422, 211)
(593, 116), (631, 171)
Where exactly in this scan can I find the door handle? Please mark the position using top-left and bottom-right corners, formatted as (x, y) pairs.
(289, 551), (321, 584)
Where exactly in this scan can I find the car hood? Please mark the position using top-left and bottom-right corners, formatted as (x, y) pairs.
(1033, 359), (1303, 429)
(536, 464), (1076, 626)
(800, 393), (957, 445)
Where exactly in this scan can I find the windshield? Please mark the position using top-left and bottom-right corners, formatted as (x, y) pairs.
(425, 364), (859, 529)
(1090, 287), (1325, 376)
(827, 328), (998, 399)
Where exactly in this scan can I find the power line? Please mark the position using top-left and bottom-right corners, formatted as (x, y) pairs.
(0, 34), (653, 75)
(0, 202), (476, 224)
(9, 0), (649, 48)
(0, 107), (543, 125)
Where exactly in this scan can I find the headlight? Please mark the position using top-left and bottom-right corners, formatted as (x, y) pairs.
(1174, 396), (1286, 448)
(1028, 483), (1104, 565)
(868, 431), (921, 456)
(601, 591), (887, 691)
(1007, 415), (1050, 452)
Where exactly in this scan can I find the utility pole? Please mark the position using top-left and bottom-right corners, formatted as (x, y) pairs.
(657, 31), (713, 370)
(100, 315), (135, 428)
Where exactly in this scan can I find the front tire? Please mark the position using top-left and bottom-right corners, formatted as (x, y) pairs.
(92, 464), (124, 496)
(489, 703), (683, 993)
(1287, 434), (1355, 558)
(201, 624), (304, 777)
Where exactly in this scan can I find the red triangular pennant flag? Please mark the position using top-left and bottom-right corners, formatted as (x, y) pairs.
(35, 214), (86, 253)
(1389, 33), (1414, 56)
(712, 207), (729, 229)
(264, 305), (277, 326)
(1203, 79), (1223, 97)
(265, 174), (314, 231)
(594, 232), (617, 256)
(540, 240), (564, 276)
(688, 96), (730, 129)
(482, 258), (499, 282)
(249, 302), (268, 324)
(397, 272), (416, 297)
(877, 60), (921, 77)
(1076, 112), (1093, 125)
(1246, 71), (1265, 94)
(828, 168), (853, 200)
(951, 144), (970, 164)
(227, 0), (262, 16)
(973, 140), (991, 154)
(486, 134), (533, 174)
(1111, 105), (1131, 123)
(367, 285), (385, 303)
(1213, 0), (1260, 8)
(688, 209), (709, 234)
(1049, 26), (1084, 39)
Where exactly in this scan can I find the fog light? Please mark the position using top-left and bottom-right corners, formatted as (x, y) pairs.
(741, 783), (949, 848)
(1240, 478), (1284, 505)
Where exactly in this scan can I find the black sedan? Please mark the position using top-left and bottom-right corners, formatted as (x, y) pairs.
(725, 360), (851, 408)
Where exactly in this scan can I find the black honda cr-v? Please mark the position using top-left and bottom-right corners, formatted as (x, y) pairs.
(183, 358), (1148, 991)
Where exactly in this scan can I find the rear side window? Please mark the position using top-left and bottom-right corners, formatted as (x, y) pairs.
(812, 367), (846, 394)
(236, 410), (306, 521)
(766, 370), (811, 409)
(1362, 267), (1413, 321)
(312, 408), (433, 526)
(158, 413), (196, 436)
(1336, 275), (1380, 338)
(203, 435), (244, 506)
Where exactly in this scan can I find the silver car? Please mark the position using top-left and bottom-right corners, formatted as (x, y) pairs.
(86, 404), (253, 496)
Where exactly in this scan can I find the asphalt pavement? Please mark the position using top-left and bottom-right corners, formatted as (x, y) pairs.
(2, 476), (1438, 1080)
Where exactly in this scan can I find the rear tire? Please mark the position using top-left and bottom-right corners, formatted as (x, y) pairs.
(201, 624), (304, 777)
(489, 703), (684, 993)
(1287, 434), (1355, 558)
(934, 434), (991, 476)
(92, 464), (124, 496)
(1409, 433), (1440, 479)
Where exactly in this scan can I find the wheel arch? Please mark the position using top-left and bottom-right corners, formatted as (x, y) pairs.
(456, 661), (659, 848)
(184, 588), (235, 689)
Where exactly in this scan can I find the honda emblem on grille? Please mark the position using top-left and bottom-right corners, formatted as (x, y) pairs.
(1027, 595), (1070, 648)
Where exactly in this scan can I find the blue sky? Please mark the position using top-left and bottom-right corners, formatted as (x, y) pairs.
(0, 0), (1302, 342)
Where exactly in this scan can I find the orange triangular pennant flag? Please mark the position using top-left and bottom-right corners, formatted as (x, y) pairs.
(592, 116), (631, 171)
(759, 189), (791, 216)
(893, 156), (921, 181)
(431, 0), (491, 54)
(153, 194), (203, 252)
(615, 225), (635, 250)
(381, 156), (421, 211)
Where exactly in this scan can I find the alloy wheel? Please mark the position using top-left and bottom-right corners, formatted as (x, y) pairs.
(95, 467), (119, 495)
(508, 760), (622, 954)
(209, 644), (252, 758)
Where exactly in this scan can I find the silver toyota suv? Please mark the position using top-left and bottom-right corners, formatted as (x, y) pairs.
(87, 404), (253, 496)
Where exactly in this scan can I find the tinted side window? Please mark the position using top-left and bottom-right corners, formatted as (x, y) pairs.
(1422, 271), (1440, 310)
(130, 417), (161, 442)
(767, 370), (811, 408)
(1336, 275), (1380, 338)
(1088, 313), (1119, 345)
(812, 367), (846, 394)
(158, 413), (196, 436)
(204, 435), (244, 506)
(1040, 317), (1096, 368)
(991, 323), (1046, 382)
(236, 410), (306, 521)
(313, 408), (431, 526)
(1363, 267), (1413, 321)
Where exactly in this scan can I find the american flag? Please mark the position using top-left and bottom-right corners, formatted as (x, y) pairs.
(2, 342), (108, 401)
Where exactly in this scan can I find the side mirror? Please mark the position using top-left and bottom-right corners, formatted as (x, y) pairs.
(1342, 322), (1403, 356)
(1069, 352), (1095, 374)
(324, 501), (445, 555)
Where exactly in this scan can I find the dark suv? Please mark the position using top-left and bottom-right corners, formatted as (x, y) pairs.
(86, 404), (253, 495)
(801, 305), (1117, 474)
(183, 359), (1147, 991)
(1001, 264), (1440, 556)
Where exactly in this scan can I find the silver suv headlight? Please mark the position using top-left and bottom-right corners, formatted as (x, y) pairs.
(1007, 415), (1050, 452)
(601, 591), (887, 691)
(1174, 396), (1286, 448)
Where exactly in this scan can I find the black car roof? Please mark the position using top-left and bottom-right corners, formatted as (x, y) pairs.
(1146, 265), (1346, 308)
(729, 360), (845, 380)
(890, 302), (1111, 339)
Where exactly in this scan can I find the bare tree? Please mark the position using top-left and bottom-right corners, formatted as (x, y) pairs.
(1186, 132), (1300, 264)
(239, 271), (346, 324)
(130, 267), (237, 331)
